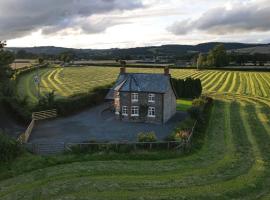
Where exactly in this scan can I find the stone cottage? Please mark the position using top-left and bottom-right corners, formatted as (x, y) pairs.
(106, 67), (177, 123)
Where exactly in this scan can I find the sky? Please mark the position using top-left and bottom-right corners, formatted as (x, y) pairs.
(1, 0), (270, 49)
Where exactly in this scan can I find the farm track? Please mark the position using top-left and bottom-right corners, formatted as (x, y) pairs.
(8, 67), (270, 199)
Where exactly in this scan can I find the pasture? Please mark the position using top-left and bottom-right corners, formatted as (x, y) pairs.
(16, 66), (270, 103)
(2, 66), (270, 199)
(11, 59), (37, 69)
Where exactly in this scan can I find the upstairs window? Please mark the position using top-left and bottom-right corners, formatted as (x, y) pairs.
(131, 106), (139, 116)
(148, 107), (156, 117)
(131, 93), (139, 102)
(148, 93), (155, 103)
(122, 106), (128, 116)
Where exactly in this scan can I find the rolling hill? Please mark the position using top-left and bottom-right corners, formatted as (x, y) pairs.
(7, 42), (270, 59)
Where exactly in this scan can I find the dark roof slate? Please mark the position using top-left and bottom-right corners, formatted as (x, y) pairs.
(106, 73), (174, 99)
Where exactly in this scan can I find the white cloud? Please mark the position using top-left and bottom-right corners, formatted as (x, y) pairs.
(0, 0), (143, 40)
(4, 0), (270, 48)
(167, 0), (270, 35)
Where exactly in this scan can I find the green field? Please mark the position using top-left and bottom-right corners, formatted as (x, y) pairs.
(176, 99), (193, 111)
(16, 66), (270, 103)
(2, 66), (270, 199)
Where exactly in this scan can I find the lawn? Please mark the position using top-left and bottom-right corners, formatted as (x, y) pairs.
(2, 66), (269, 199)
(176, 99), (193, 111)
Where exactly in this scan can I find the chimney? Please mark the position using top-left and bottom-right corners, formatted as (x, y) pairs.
(120, 67), (126, 74)
(164, 67), (170, 75)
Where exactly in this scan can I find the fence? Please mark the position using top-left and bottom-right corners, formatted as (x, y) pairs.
(32, 109), (57, 120)
(17, 109), (57, 144)
(25, 121), (198, 155)
(65, 141), (183, 152)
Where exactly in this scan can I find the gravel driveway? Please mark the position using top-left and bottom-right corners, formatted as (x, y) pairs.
(29, 103), (187, 143)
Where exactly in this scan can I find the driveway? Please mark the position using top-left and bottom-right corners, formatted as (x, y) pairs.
(29, 103), (187, 143)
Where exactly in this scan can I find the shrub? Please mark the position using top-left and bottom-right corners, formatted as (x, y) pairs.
(137, 131), (157, 142)
(0, 132), (23, 163)
(170, 116), (195, 141)
(174, 130), (191, 140)
(192, 97), (207, 107)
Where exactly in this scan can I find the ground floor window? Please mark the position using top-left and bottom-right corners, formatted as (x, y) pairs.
(148, 107), (156, 117)
(131, 106), (139, 116)
(122, 106), (128, 116)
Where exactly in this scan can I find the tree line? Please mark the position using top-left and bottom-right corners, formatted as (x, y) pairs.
(195, 44), (270, 69)
(171, 77), (202, 99)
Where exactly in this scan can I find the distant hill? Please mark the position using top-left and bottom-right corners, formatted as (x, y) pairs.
(7, 42), (270, 59)
(229, 45), (270, 55)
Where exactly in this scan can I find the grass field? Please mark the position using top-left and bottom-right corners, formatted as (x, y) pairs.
(3, 66), (270, 199)
(16, 66), (270, 103)
(176, 99), (192, 111)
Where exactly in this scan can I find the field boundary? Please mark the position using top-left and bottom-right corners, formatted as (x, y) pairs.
(69, 64), (270, 72)
(17, 109), (57, 143)
(24, 121), (197, 155)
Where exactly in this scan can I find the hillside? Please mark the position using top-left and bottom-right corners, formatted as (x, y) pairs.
(7, 42), (269, 59)
(230, 45), (270, 54)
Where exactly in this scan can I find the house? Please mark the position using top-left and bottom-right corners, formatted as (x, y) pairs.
(106, 67), (177, 124)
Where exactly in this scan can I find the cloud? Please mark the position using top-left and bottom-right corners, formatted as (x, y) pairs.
(168, 0), (270, 35)
(0, 0), (143, 40)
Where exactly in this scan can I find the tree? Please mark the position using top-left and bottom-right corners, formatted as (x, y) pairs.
(119, 60), (126, 67)
(0, 41), (15, 99)
(207, 44), (229, 67)
(0, 41), (6, 49)
(196, 53), (205, 70)
(0, 41), (15, 76)
(38, 57), (44, 65)
(59, 51), (74, 63)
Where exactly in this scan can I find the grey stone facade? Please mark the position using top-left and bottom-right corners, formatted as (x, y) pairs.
(118, 92), (163, 123)
(106, 67), (177, 124)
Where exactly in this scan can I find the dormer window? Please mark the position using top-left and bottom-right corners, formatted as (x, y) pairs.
(131, 93), (139, 102)
(148, 93), (155, 103)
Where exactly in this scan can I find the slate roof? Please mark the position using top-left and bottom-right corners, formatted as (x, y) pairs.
(105, 73), (175, 100)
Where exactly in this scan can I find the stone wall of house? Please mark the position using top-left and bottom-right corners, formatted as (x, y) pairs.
(163, 86), (176, 123)
(119, 92), (163, 123)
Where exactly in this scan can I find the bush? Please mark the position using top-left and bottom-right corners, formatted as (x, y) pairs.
(137, 132), (157, 142)
(0, 132), (23, 163)
(170, 117), (195, 141)
(192, 97), (207, 107)
(174, 130), (191, 140)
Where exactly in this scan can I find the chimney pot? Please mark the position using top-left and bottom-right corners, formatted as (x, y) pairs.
(120, 67), (126, 74)
(164, 67), (170, 75)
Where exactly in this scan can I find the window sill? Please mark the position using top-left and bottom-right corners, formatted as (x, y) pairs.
(148, 115), (156, 118)
(131, 115), (139, 117)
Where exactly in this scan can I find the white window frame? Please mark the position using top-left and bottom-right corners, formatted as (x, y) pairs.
(122, 106), (128, 116)
(148, 93), (155, 103)
(131, 93), (139, 102)
(131, 106), (139, 117)
(148, 107), (156, 117)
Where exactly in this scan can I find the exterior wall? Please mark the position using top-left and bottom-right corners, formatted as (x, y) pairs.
(118, 92), (163, 123)
(163, 86), (176, 123)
